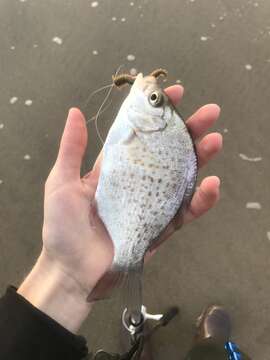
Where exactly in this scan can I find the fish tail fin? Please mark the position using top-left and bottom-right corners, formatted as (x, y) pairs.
(87, 262), (144, 310)
(121, 262), (144, 323)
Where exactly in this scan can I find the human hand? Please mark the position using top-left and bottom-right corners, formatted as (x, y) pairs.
(18, 107), (114, 333)
(18, 84), (222, 333)
(42, 84), (222, 300)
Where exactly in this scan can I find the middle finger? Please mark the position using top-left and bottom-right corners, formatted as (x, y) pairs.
(186, 104), (221, 140)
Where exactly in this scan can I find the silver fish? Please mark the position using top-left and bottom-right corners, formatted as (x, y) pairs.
(95, 70), (197, 317)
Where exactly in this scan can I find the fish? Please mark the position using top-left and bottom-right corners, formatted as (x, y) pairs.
(94, 69), (198, 321)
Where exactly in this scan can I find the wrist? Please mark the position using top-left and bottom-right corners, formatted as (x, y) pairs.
(17, 250), (92, 334)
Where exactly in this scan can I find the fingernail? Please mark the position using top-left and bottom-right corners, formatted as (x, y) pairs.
(68, 108), (76, 116)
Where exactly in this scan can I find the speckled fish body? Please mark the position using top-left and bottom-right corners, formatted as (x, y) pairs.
(95, 73), (197, 313)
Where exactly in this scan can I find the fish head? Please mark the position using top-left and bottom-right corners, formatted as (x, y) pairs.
(126, 73), (172, 132)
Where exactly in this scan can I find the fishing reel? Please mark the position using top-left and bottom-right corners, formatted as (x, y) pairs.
(89, 305), (179, 360)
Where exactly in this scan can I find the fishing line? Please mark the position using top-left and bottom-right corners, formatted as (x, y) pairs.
(83, 83), (114, 111)
(85, 100), (112, 125)
(84, 64), (125, 145)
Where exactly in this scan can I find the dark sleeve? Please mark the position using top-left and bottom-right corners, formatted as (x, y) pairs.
(0, 286), (89, 360)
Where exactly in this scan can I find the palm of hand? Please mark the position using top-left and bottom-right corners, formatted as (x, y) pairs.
(42, 85), (222, 298)
(43, 174), (113, 293)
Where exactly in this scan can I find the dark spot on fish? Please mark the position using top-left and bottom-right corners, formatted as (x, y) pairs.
(158, 150), (162, 155)
(156, 192), (159, 197)
(148, 204), (152, 209)
(163, 165), (169, 169)
(152, 211), (158, 216)
(148, 191), (152, 196)
(142, 175), (146, 180)
(149, 176), (154, 182)
(158, 178), (162, 183)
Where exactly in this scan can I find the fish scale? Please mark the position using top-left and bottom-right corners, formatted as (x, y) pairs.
(95, 72), (197, 318)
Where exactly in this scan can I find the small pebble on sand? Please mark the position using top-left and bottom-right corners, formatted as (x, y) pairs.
(127, 54), (136, 61)
(10, 97), (18, 104)
(246, 202), (262, 210)
(130, 68), (137, 76)
(25, 99), (33, 106)
(239, 153), (262, 162)
(52, 37), (63, 45)
(200, 36), (208, 41)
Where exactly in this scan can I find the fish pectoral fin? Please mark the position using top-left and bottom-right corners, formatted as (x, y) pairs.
(122, 263), (144, 319)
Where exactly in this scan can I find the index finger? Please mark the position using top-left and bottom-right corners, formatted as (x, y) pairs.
(164, 85), (184, 105)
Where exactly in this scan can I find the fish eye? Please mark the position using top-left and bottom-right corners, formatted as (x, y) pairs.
(148, 91), (164, 107)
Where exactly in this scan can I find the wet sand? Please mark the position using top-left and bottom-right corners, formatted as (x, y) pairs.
(0, 0), (269, 358)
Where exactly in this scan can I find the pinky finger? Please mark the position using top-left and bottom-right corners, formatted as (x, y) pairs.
(183, 176), (220, 224)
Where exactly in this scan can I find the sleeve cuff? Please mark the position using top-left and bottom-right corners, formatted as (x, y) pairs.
(0, 285), (89, 360)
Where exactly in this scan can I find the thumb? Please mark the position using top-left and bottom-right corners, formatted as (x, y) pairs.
(55, 108), (88, 180)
